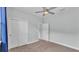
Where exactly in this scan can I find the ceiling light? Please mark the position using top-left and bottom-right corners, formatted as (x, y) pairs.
(44, 11), (48, 15)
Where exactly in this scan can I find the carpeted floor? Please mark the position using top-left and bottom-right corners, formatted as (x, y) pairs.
(9, 40), (79, 52)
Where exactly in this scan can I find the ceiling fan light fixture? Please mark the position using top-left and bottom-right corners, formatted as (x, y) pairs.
(44, 11), (48, 15)
(35, 7), (57, 16)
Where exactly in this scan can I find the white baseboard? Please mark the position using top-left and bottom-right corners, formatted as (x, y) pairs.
(49, 40), (79, 51)
(8, 40), (39, 50)
(26, 40), (39, 44)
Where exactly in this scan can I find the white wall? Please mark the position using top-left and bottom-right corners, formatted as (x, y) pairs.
(49, 31), (79, 50)
(27, 23), (40, 44)
(50, 32), (75, 46)
(7, 8), (41, 49)
(43, 8), (79, 50)
(73, 34), (79, 48)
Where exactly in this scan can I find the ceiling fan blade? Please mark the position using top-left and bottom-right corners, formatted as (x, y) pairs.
(43, 13), (45, 16)
(60, 8), (65, 11)
(48, 7), (57, 10)
(35, 11), (43, 13)
(48, 11), (55, 15)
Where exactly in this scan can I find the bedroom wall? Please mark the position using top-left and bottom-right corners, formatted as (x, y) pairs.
(7, 8), (41, 49)
(49, 32), (79, 49)
(73, 34), (79, 48)
(44, 8), (79, 50)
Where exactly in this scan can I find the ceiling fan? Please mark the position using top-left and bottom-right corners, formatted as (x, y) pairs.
(35, 7), (57, 16)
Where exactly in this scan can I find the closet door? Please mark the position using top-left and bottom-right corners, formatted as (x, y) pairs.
(8, 20), (20, 49)
(17, 20), (28, 46)
(8, 20), (28, 49)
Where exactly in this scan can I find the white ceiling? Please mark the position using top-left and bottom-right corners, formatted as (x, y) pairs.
(13, 7), (43, 18)
(13, 7), (64, 18)
(11, 7), (79, 34)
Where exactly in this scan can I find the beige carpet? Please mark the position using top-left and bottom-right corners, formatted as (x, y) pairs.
(9, 40), (79, 52)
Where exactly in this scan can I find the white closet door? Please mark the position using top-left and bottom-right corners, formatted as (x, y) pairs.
(41, 23), (49, 41)
(8, 20), (28, 49)
(18, 20), (28, 46)
(8, 20), (19, 49)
